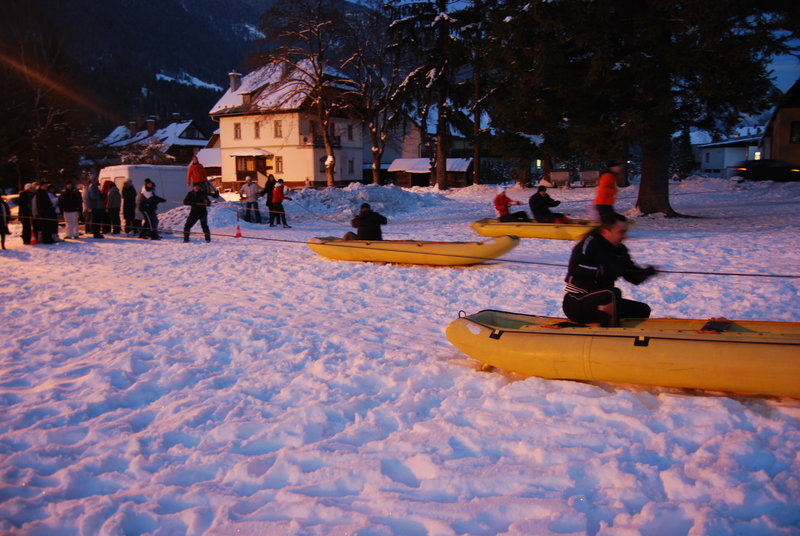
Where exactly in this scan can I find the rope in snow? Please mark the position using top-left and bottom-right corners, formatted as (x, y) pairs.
(18, 214), (800, 279)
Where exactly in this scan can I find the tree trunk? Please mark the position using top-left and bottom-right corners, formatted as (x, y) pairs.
(435, 100), (449, 189)
(317, 107), (336, 187)
(472, 67), (481, 186)
(370, 125), (381, 185)
(636, 132), (677, 215)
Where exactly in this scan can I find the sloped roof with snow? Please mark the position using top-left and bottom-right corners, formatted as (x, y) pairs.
(209, 60), (355, 116)
(101, 121), (208, 149)
(388, 158), (473, 174)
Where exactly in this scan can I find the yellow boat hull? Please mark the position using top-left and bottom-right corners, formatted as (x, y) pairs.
(308, 236), (519, 266)
(446, 310), (800, 397)
(471, 218), (599, 240)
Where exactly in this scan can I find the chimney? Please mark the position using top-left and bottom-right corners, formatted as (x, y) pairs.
(171, 112), (181, 123)
(128, 121), (137, 137)
(229, 70), (242, 92)
(146, 116), (157, 136)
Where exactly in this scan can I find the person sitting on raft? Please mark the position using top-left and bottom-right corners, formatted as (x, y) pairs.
(493, 188), (530, 222)
(563, 212), (657, 327)
(529, 185), (571, 223)
(343, 203), (387, 241)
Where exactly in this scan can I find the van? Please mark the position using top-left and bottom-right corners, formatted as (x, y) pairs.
(97, 164), (189, 214)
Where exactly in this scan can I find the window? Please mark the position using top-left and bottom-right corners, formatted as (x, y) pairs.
(234, 122), (242, 140)
(754, 151), (761, 160)
(791, 122), (800, 144)
(348, 158), (354, 175)
(275, 156), (283, 173)
(274, 120), (283, 138)
(254, 121), (261, 139)
(347, 124), (354, 141)
(319, 156), (327, 173)
(704, 152), (709, 163)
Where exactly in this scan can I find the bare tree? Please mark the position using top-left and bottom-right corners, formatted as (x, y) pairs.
(257, 0), (356, 187)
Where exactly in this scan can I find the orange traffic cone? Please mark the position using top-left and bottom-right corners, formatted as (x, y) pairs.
(30, 220), (38, 245)
(235, 224), (242, 238)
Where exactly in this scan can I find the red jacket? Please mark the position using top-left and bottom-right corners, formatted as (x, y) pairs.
(595, 173), (617, 206)
(272, 184), (292, 203)
(493, 192), (512, 217)
(187, 162), (207, 186)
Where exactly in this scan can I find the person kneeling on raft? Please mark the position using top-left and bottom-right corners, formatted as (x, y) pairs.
(562, 212), (657, 327)
(343, 203), (387, 241)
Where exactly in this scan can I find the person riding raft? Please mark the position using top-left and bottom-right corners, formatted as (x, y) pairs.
(529, 185), (571, 223)
(563, 212), (657, 327)
(343, 203), (387, 241)
(493, 187), (530, 222)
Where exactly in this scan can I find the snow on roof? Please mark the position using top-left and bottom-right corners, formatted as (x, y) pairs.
(699, 135), (763, 149)
(102, 121), (208, 149)
(209, 60), (354, 116)
(388, 158), (472, 174)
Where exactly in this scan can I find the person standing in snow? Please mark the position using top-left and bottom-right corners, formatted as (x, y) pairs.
(138, 178), (166, 240)
(86, 177), (105, 239)
(270, 179), (292, 228)
(17, 183), (36, 245)
(343, 203), (387, 240)
(239, 176), (261, 224)
(594, 160), (623, 217)
(34, 183), (57, 244)
(122, 179), (138, 234)
(494, 188), (530, 222)
(186, 155), (209, 195)
(106, 181), (122, 234)
(0, 195), (11, 250)
(529, 185), (571, 223)
(182, 183), (211, 243)
(260, 174), (277, 222)
(563, 212), (657, 327)
(58, 181), (83, 239)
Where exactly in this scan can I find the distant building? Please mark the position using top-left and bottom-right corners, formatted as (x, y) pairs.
(388, 158), (473, 187)
(100, 116), (209, 164)
(762, 78), (800, 166)
(697, 130), (763, 178)
(209, 64), (363, 189)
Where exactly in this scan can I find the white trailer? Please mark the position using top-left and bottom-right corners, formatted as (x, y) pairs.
(97, 164), (189, 214)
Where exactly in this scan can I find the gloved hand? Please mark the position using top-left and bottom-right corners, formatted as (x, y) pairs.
(553, 200), (561, 206)
(643, 265), (658, 278)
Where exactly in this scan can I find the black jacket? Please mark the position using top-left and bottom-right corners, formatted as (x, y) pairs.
(58, 188), (83, 213)
(351, 209), (387, 240)
(529, 192), (560, 222)
(18, 190), (33, 217)
(183, 190), (210, 215)
(122, 184), (137, 218)
(565, 228), (653, 294)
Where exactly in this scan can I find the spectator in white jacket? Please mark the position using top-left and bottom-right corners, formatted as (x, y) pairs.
(239, 176), (261, 224)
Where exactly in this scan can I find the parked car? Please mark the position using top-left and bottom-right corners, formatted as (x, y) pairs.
(729, 159), (800, 182)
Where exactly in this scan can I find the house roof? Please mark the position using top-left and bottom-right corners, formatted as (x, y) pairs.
(209, 60), (354, 116)
(698, 135), (762, 149)
(195, 147), (221, 168)
(101, 121), (208, 148)
(388, 158), (473, 174)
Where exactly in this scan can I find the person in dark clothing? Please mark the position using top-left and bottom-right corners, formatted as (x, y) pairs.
(17, 183), (36, 244)
(344, 203), (388, 241)
(563, 212), (657, 327)
(58, 181), (83, 239)
(183, 184), (211, 243)
(0, 195), (11, 249)
(260, 174), (277, 222)
(121, 179), (138, 234)
(529, 186), (571, 223)
(86, 177), (105, 239)
(138, 178), (166, 240)
(35, 183), (57, 244)
(106, 181), (122, 234)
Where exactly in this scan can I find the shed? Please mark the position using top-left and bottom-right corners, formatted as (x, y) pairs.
(388, 158), (473, 187)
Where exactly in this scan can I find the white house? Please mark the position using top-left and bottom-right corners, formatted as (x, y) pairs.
(697, 129), (763, 178)
(100, 117), (209, 164)
(209, 64), (363, 189)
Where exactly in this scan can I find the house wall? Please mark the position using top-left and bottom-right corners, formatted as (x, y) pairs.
(218, 112), (363, 188)
(769, 108), (800, 166)
(700, 145), (757, 178)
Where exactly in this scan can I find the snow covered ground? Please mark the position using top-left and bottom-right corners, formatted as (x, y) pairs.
(1, 178), (799, 535)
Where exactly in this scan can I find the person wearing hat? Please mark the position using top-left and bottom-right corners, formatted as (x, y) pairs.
(529, 185), (571, 223)
(17, 182), (36, 244)
(182, 183), (211, 243)
(343, 202), (387, 241)
(138, 178), (166, 239)
(595, 160), (623, 217)
(493, 187), (530, 222)
(239, 176), (261, 224)
(58, 180), (83, 239)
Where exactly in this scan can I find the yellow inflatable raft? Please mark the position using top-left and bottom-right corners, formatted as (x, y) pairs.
(446, 309), (800, 397)
(308, 236), (519, 266)
(471, 218), (599, 240)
